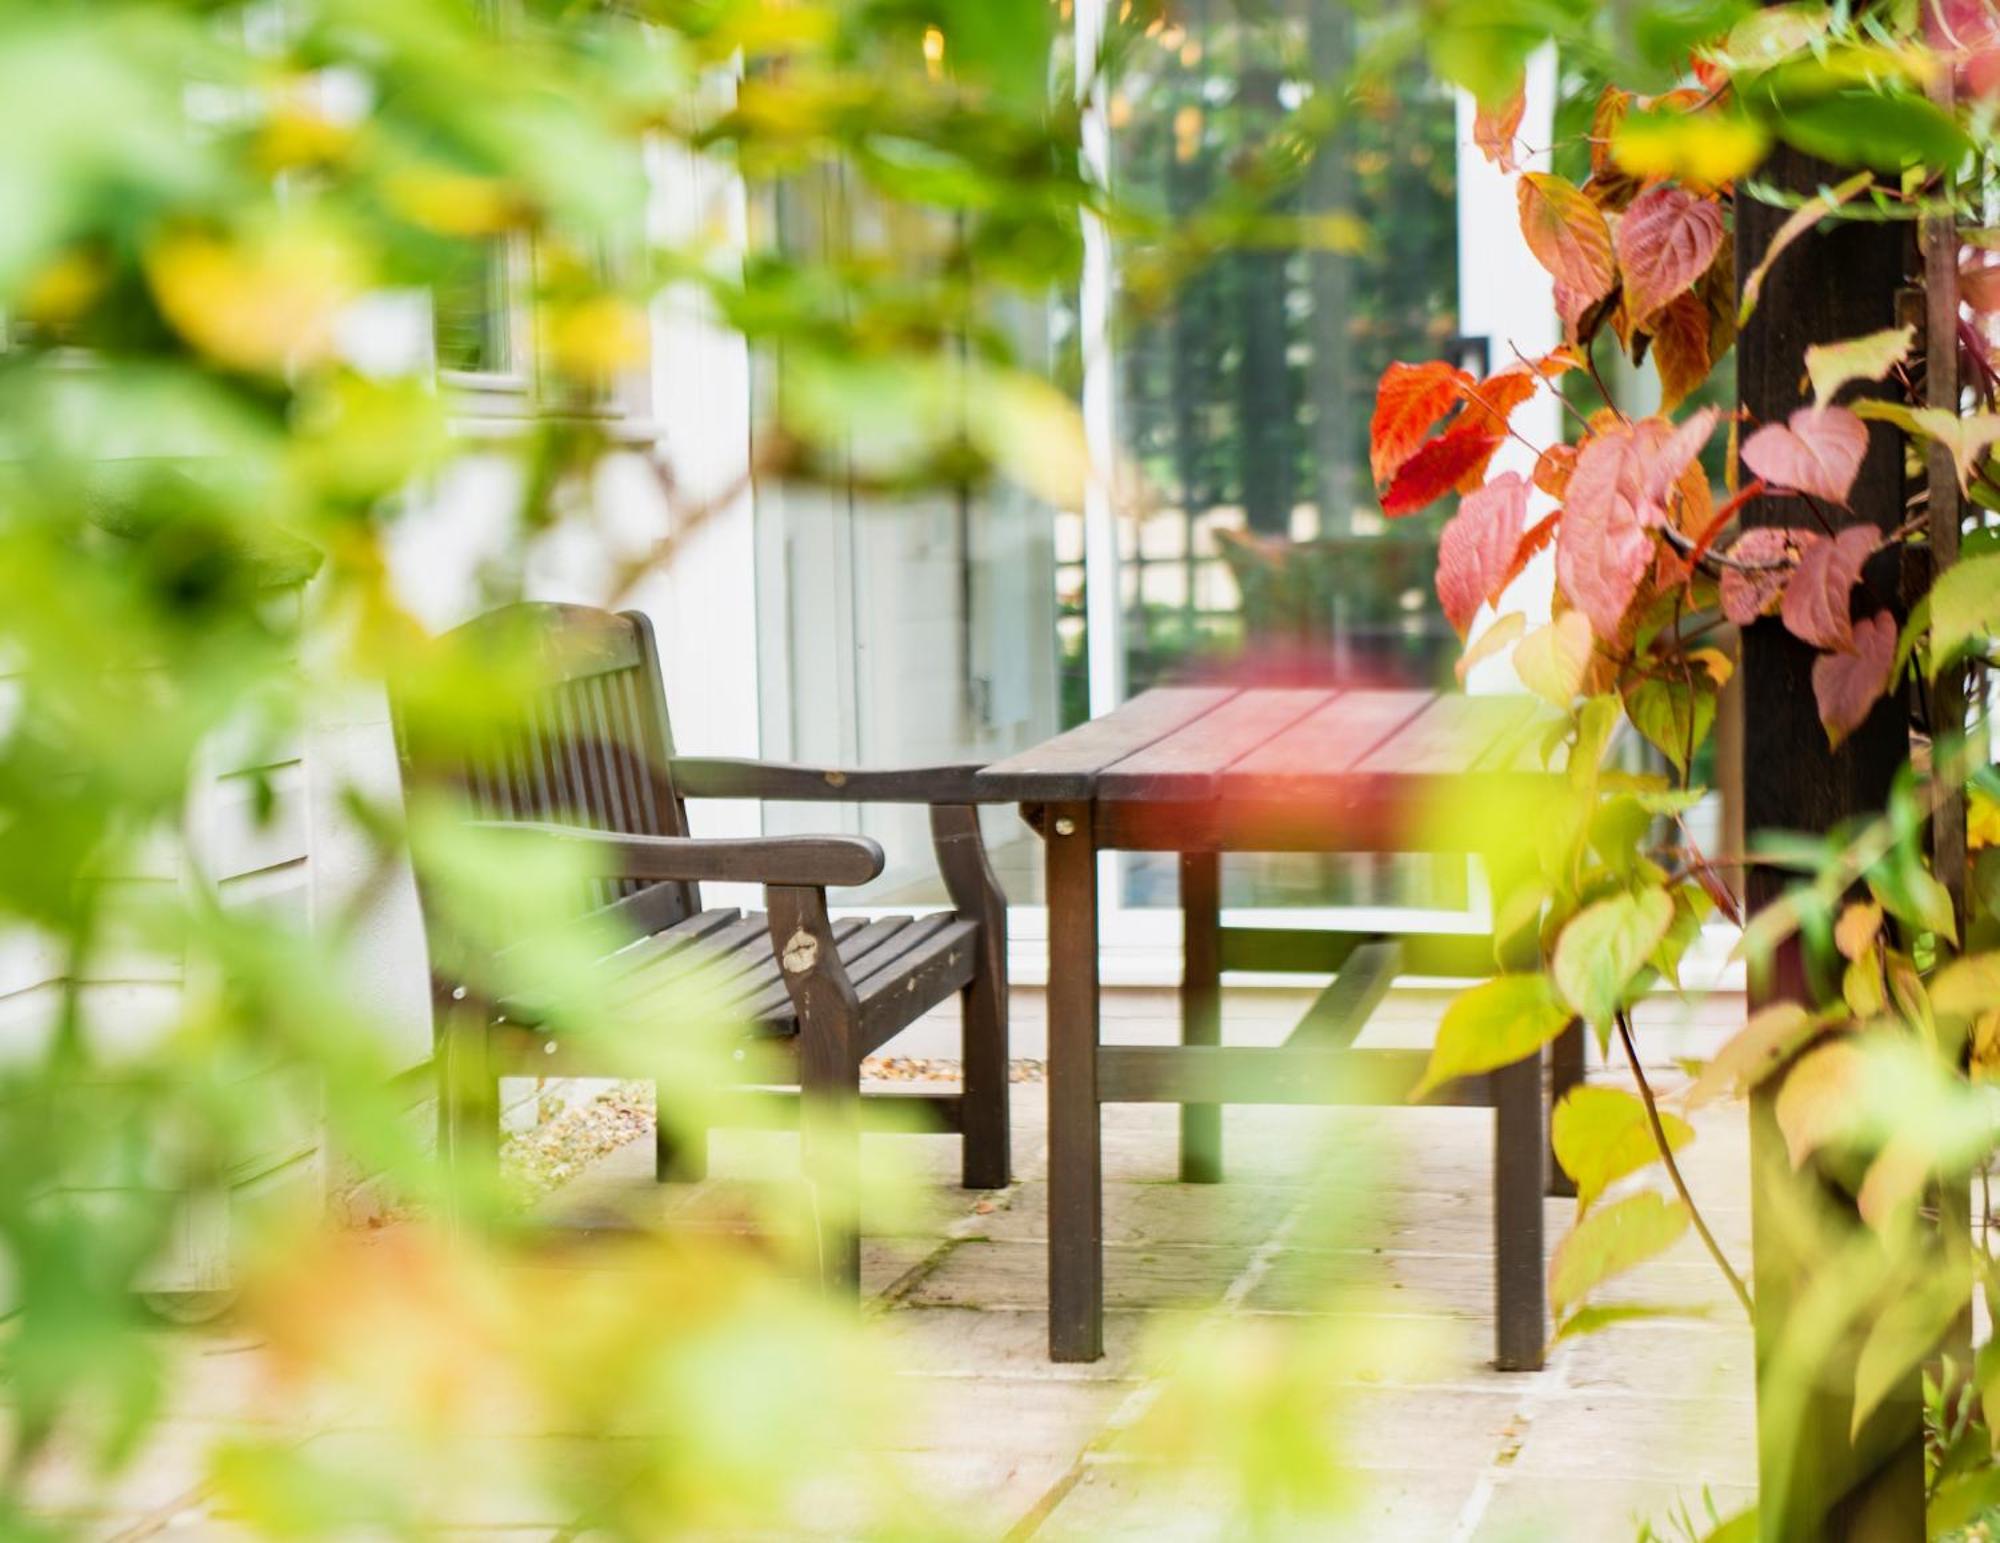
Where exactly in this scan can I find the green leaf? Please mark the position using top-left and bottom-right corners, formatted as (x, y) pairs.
(1623, 674), (1717, 776)
(1549, 1192), (1690, 1315)
(1411, 975), (1574, 1101)
(1852, 1271), (1965, 1438)
(1928, 553), (2000, 675)
(1552, 887), (1676, 1033)
(1756, 88), (1972, 174)
(1551, 1085), (1693, 1212)
(1928, 1468), (2000, 1537)
(1804, 325), (1913, 406)
(1551, 1300), (1721, 1342)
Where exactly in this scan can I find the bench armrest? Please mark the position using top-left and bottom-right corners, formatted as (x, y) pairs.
(669, 757), (1003, 805)
(467, 821), (885, 888)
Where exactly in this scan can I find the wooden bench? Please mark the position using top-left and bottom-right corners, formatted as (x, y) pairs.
(393, 602), (1011, 1285)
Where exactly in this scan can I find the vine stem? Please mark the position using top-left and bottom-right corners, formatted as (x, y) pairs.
(1615, 1010), (1755, 1318)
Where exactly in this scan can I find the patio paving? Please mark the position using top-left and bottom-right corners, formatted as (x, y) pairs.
(39, 987), (1756, 1540)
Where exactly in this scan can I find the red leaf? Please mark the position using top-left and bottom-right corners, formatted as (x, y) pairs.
(1370, 360), (1473, 485)
(1781, 525), (1880, 651)
(1556, 426), (1658, 638)
(1381, 422), (1503, 517)
(1651, 292), (1711, 412)
(1719, 527), (1815, 625)
(1615, 184), (1725, 326)
(1436, 472), (1530, 637)
(1813, 611), (1898, 747)
(1740, 406), (1869, 506)
(1458, 369), (1541, 441)
(1475, 89), (1526, 173)
(1501, 507), (1562, 593)
(1518, 173), (1618, 328)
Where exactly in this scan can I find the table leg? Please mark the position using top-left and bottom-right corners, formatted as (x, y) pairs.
(1547, 1018), (1586, 1198)
(1494, 1047), (1547, 1370)
(1046, 799), (1103, 1362)
(1179, 850), (1222, 1184)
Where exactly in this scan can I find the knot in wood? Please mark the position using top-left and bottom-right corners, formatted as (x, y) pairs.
(823, 770), (847, 788)
(781, 927), (819, 974)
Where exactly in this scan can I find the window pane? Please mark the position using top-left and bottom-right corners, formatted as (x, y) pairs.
(1106, 3), (1470, 911)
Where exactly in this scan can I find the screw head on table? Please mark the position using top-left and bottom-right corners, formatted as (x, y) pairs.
(1054, 816), (1076, 836)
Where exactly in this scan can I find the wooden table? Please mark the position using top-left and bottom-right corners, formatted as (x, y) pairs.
(976, 686), (1584, 1370)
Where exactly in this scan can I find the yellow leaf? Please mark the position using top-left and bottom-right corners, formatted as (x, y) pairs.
(16, 247), (109, 325)
(1455, 611), (1525, 685)
(1688, 647), (1734, 688)
(1551, 1085), (1693, 1212)
(1411, 975), (1573, 1102)
(146, 223), (361, 374)
(1969, 787), (2000, 851)
(1613, 110), (1769, 189)
(1930, 953), (2000, 1017)
(1549, 1192), (1689, 1315)
(1833, 900), (1882, 961)
(1513, 612), (1595, 707)
(255, 102), (357, 174)
(1685, 1002), (1822, 1108)
(385, 168), (525, 238)
(1772, 1038), (1866, 1168)
(543, 295), (648, 378)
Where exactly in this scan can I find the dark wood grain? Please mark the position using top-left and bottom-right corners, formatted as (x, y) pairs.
(1738, 128), (1921, 1537)
(1282, 939), (1401, 1049)
(1045, 798), (1103, 1362)
(672, 757), (997, 804)
(1222, 689), (1433, 801)
(1096, 1045), (1491, 1108)
(467, 820), (886, 888)
(1097, 689), (1328, 801)
(933, 804), (1011, 1188)
(1179, 850), (1222, 1183)
(976, 687), (1238, 801)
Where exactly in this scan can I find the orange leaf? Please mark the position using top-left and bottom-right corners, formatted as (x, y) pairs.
(1380, 422), (1503, 517)
(1518, 173), (1617, 329)
(1475, 88), (1527, 174)
(1370, 360), (1472, 485)
(1651, 292), (1712, 412)
(1532, 442), (1578, 499)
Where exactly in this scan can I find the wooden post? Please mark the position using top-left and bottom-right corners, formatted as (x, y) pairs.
(1736, 138), (1924, 1534)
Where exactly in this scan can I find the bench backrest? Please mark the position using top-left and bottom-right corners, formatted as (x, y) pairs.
(393, 601), (701, 934)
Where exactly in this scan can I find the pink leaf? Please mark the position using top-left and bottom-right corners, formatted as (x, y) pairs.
(1813, 612), (1897, 747)
(1474, 89), (1526, 174)
(1615, 184), (1725, 326)
(1436, 473), (1531, 637)
(1719, 527), (1817, 625)
(1740, 406), (1869, 506)
(1639, 407), (1719, 513)
(1556, 427), (1656, 639)
(1781, 525), (1880, 651)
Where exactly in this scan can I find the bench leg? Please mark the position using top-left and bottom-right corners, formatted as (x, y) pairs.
(1047, 800), (1104, 1362)
(1179, 851), (1222, 1184)
(931, 805), (1011, 1191)
(768, 886), (863, 1293)
(1546, 1018), (1586, 1198)
(1494, 1047), (1547, 1370)
(655, 1098), (708, 1183)
(437, 1008), (499, 1206)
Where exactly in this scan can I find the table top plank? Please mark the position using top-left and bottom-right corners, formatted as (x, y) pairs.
(1096, 688), (1332, 801)
(975, 686), (1239, 801)
(1222, 690), (1436, 799)
(1352, 692), (1544, 776)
